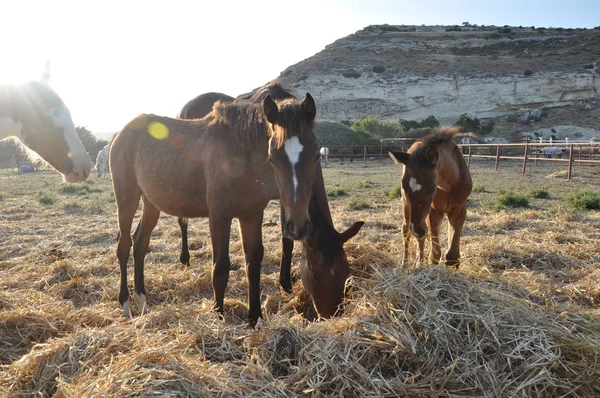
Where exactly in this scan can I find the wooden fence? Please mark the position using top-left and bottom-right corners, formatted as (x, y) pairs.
(320, 138), (600, 181)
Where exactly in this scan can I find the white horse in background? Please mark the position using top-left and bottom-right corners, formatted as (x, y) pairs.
(95, 145), (109, 177)
(320, 146), (330, 163)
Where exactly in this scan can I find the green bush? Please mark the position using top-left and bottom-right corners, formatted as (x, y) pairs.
(38, 192), (58, 205)
(566, 190), (600, 210)
(528, 189), (550, 199)
(497, 193), (529, 208)
(315, 121), (378, 147)
(327, 188), (347, 197)
(524, 70), (533, 77)
(454, 113), (494, 135)
(472, 184), (486, 193)
(388, 184), (402, 199)
(399, 115), (440, 132)
(348, 197), (373, 210)
(351, 117), (403, 139)
(372, 65), (386, 73)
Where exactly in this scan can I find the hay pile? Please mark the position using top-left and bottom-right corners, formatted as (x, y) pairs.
(2, 265), (599, 397)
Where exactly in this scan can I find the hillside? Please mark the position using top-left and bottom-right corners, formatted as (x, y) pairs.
(252, 24), (600, 141)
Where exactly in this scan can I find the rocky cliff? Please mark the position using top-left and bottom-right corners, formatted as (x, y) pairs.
(255, 24), (600, 140)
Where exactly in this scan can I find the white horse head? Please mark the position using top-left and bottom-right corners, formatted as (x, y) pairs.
(0, 61), (91, 182)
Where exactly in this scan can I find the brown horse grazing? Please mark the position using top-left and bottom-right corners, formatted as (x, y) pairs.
(0, 80), (91, 182)
(174, 83), (364, 318)
(388, 127), (472, 267)
(110, 92), (322, 324)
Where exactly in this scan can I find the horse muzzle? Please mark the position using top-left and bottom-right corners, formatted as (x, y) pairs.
(284, 219), (312, 240)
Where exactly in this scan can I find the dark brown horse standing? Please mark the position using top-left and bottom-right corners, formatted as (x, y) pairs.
(176, 82), (364, 318)
(110, 92), (321, 324)
(388, 127), (472, 267)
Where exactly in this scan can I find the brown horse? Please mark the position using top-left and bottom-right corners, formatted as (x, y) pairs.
(110, 92), (322, 324)
(175, 83), (365, 318)
(388, 127), (472, 267)
(0, 80), (91, 182)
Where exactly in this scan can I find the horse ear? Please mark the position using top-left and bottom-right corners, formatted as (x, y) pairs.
(387, 150), (410, 165)
(301, 93), (316, 122)
(339, 221), (365, 244)
(41, 59), (51, 84)
(263, 94), (279, 124)
(426, 146), (439, 165)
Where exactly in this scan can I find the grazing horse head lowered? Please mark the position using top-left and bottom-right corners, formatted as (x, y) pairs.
(0, 79), (91, 182)
(388, 127), (472, 267)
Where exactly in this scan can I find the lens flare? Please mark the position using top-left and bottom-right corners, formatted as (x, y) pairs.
(148, 122), (169, 140)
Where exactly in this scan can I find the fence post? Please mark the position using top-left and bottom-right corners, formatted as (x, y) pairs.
(567, 144), (574, 181)
(467, 145), (472, 168)
(522, 136), (529, 175)
(363, 145), (367, 167)
(495, 144), (500, 170)
(380, 141), (383, 163)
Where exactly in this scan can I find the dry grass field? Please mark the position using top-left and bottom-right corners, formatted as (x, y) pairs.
(1, 160), (600, 397)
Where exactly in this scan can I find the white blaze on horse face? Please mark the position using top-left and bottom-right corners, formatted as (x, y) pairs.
(408, 177), (422, 193)
(284, 136), (304, 202)
(46, 107), (92, 182)
(0, 117), (22, 140)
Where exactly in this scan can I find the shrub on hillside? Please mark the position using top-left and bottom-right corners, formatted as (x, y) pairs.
(315, 121), (378, 147)
(454, 113), (495, 135)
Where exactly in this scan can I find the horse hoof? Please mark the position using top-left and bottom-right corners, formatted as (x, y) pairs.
(134, 293), (151, 314)
(179, 254), (190, 266)
(280, 280), (293, 294)
(122, 302), (132, 318)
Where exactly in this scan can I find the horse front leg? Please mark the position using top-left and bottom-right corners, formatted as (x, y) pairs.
(114, 184), (141, 318)
(178, 217), (190, 266)
(239, 212), (265, 325)
(428, 208), (444, 265)
(279, 205), (294, 293)
(132, 197), (160, 314)
(401, 222), (411, 266)
(208, 210), (233, 317)
(446, 205), (467, 268)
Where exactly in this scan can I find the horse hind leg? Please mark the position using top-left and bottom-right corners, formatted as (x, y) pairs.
(208, 208), (233, 318)
(132, 196), (161, 314)
(445, 205), (467, 268)
(178, 217), (191, 266)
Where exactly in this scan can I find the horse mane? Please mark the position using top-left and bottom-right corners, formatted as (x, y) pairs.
(411, 126), (463, 163)
(211, 96), (314, 151)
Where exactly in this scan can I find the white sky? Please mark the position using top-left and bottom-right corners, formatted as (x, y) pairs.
(1, 0), (598, 134)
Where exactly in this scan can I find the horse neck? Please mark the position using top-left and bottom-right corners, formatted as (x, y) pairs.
(435, 143), (461, 191)
(0, 85), (23, 141)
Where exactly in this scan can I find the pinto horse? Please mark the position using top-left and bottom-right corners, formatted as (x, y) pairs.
(176, 83), (364, 318)
(0, 76), (91, 182)
(388, 127), (472, 267)
(111, 92), (323, 324)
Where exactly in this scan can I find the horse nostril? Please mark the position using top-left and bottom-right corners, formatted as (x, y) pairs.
(303, 220), (313, 237)
(286, 221), (297, 238)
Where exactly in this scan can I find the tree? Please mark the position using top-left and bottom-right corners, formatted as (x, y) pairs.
(454, 114), (494, 135)
(76, 126), (108, 160)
